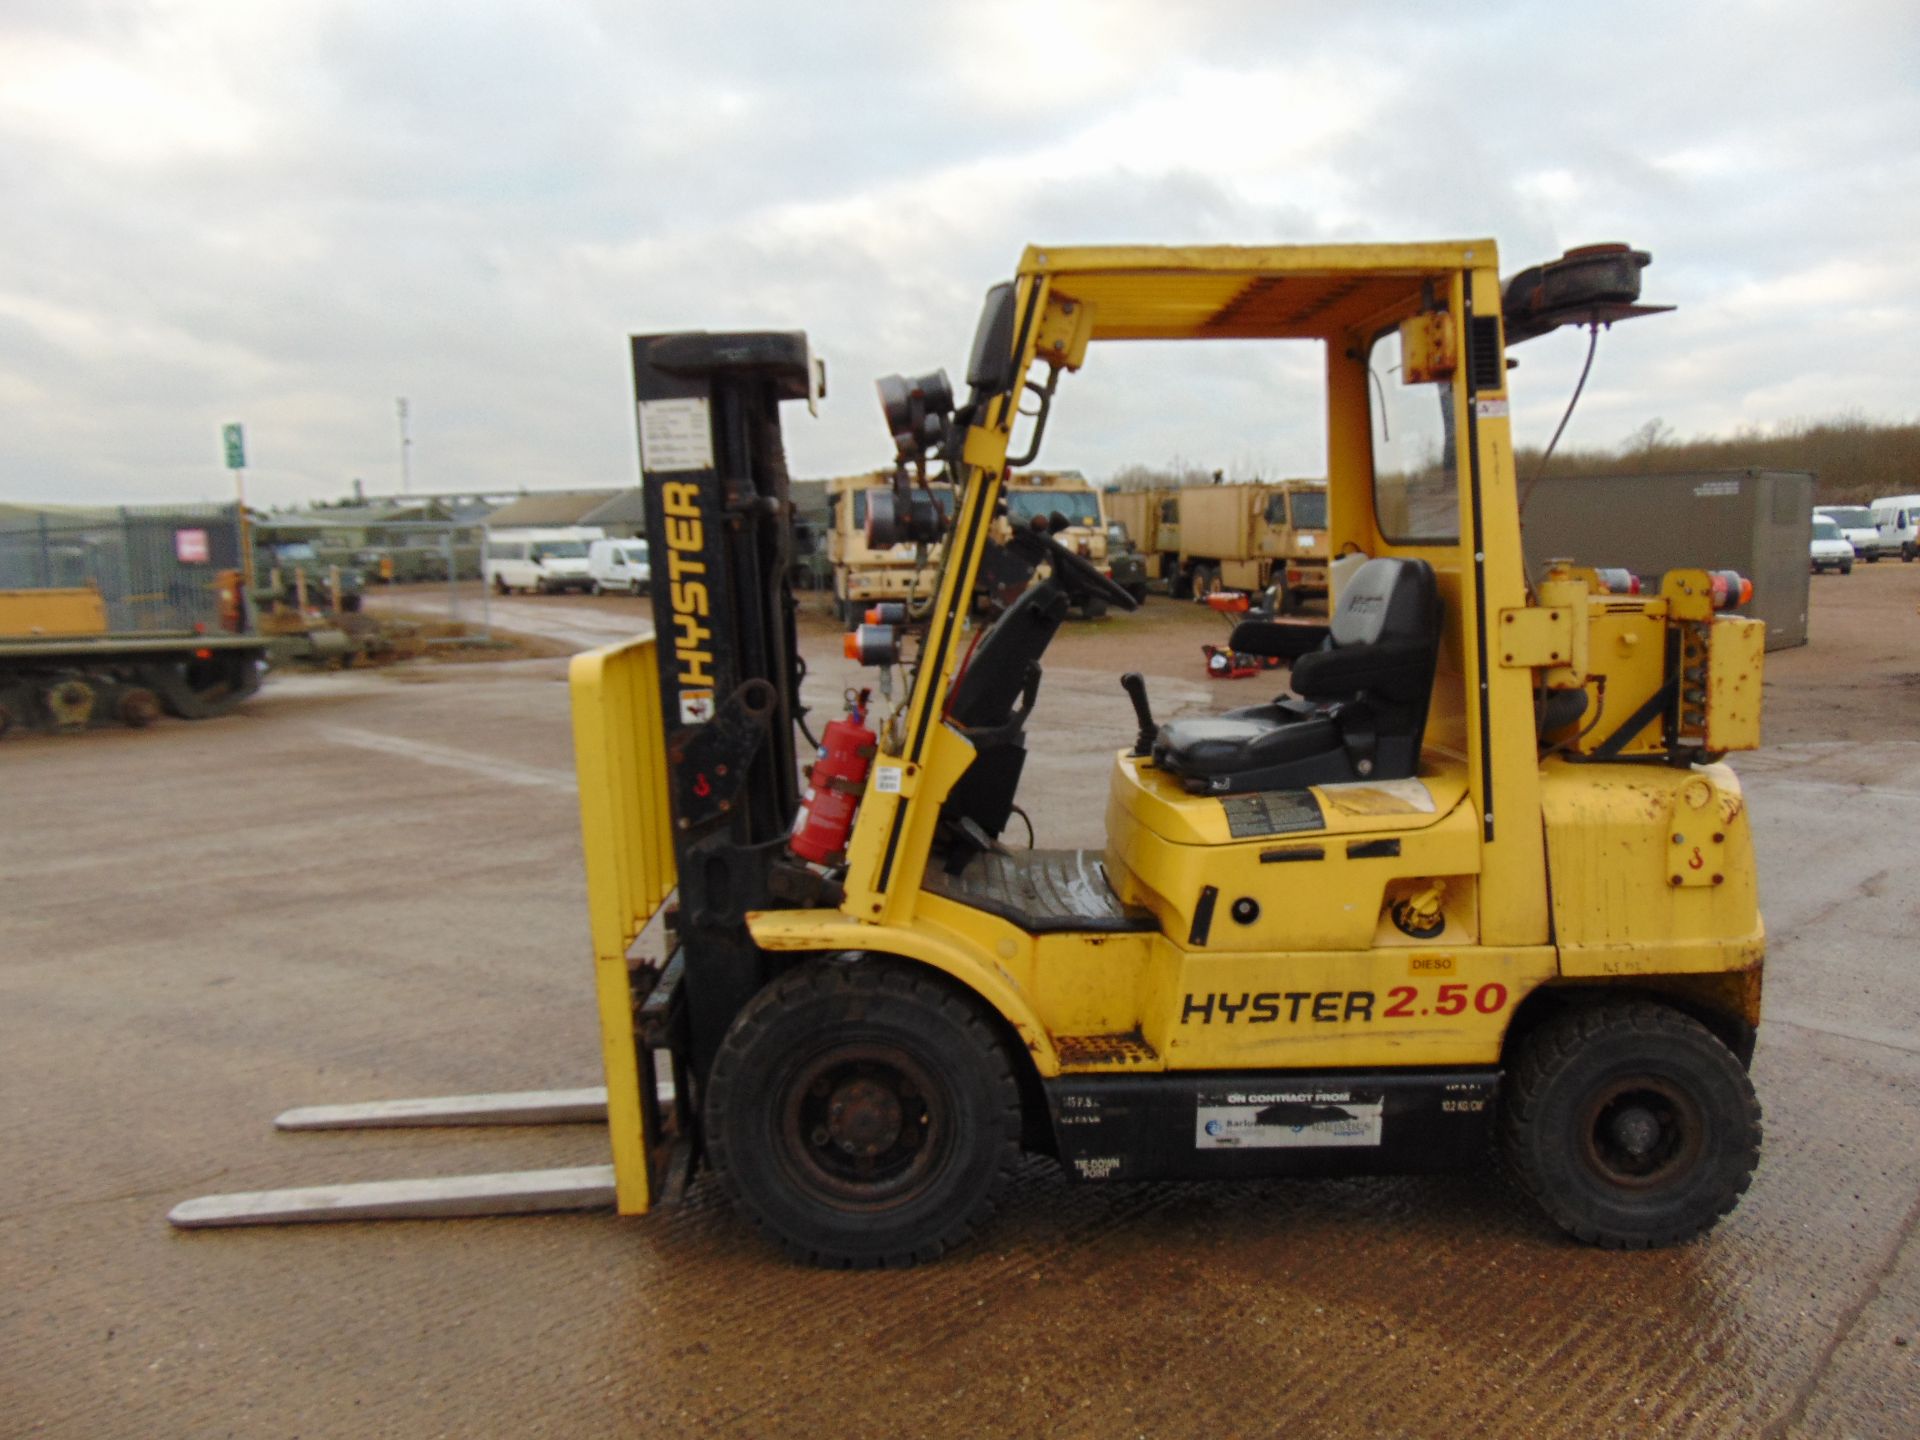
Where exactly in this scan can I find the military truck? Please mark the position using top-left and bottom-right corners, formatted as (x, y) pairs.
(1106, 488), (1181, 592)
(252, 537), (365, 612)
(1173, 479), (1329, 611)
(984, 470), (1120, 615)
(826, 470), (953, 626)
(1104, 520), (1150, 604)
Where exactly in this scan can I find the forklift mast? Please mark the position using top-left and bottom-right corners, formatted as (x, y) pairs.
(629, 331), (818, 1074)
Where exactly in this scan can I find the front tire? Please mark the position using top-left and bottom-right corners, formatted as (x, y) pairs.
(1502, 1001), (1760, 1248)
(705, 959), (1022, 1268)
(1840, 559), (1853, 575)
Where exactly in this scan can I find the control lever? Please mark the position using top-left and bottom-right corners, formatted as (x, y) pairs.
(1120, 672), (1157, 756)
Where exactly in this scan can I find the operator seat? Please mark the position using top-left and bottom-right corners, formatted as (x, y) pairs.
(1152, 557), (1441, 795)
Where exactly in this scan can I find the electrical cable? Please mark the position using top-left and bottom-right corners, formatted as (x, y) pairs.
(1520, 322), (1600, 516)
(1010, 803), (1035, 849)
(792, 653), (819, 749)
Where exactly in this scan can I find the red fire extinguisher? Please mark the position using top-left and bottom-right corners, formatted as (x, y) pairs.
(790, 694), (877, 864)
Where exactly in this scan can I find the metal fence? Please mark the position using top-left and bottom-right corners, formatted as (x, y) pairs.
(0, 505), (242, 633)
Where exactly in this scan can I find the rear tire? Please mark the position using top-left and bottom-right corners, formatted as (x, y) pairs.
(1502, 1001), (1759, 1248)
(705, 959), (1022, 1268)
(494, 575), (510, 595)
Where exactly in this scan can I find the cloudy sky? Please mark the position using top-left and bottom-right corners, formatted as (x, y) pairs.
(3, 0), (1915, 509)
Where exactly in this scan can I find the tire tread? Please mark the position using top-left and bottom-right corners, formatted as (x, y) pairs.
(1501, 1000), (1761, 1249)
(705, 959), (1022, 1269)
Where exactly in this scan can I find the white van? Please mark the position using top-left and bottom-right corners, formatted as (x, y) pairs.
(588, 538), (651, 595)
(1870, 495), (1920, 563)
(486, 527), (602, 594)
(1814, 505), (1881, 560)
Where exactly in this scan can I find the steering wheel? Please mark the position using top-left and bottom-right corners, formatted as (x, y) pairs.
(1007, 527), (1138, 612)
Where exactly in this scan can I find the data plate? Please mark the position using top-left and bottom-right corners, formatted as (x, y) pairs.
(1221, 789), (1325, 839)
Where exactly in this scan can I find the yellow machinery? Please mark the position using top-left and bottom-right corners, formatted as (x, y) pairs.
(171, 242), (1765, 1266)
(1, 531), (265, 738)
(565, 240), (1765, 1266)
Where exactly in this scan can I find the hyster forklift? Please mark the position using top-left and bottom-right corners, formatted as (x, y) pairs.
(174, 240), (1766, 1267)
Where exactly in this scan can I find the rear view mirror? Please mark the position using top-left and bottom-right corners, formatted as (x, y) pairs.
(965, 282), (1019, 396)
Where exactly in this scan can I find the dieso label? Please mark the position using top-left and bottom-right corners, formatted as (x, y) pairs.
(1195, 1089), (1384, 1149)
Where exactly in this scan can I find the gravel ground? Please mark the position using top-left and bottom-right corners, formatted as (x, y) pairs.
(3, 562), (1916, 1439)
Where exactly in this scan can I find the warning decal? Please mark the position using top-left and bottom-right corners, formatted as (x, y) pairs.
(639, 398), (715, 474)
(1195, 1089), (1384, 1149)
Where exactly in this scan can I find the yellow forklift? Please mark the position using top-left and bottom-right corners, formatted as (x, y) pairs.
(174, 240), (1766, 1268)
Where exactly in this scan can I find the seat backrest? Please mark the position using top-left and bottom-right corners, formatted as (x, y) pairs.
(1329, 557), (1437, 651)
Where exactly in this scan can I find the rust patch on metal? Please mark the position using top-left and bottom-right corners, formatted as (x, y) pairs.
(1055, 1029), (1159, 1068)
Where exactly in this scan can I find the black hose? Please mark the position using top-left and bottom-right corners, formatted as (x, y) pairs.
(1520, 322), (1600, 516)
(1010, 804), (1035, 849)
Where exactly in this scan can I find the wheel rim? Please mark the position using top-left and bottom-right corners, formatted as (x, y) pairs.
(1578, 1075), (1705, 1189)
(775, 1042), (948, 1208)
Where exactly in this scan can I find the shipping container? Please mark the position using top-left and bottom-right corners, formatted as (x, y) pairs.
(1521, 469), (1814, 650)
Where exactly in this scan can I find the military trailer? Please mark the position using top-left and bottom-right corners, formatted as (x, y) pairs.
(0, 504), (267, 735)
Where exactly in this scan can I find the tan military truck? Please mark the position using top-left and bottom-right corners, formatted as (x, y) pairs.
(1106, 488), (1181, 591)
(826, 470), (954, 626)
(1173, 479), (1329, 612)
(987, 470), (1118, 614)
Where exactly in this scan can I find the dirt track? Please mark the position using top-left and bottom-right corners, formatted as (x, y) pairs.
(3, 563), (1917, 1438)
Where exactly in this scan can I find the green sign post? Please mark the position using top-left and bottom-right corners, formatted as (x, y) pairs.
(222, 423), (252, 587)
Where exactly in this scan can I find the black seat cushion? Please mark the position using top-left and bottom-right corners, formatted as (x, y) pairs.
(1150, 557), (1441, 795)
(1151, 714), (1339, 778)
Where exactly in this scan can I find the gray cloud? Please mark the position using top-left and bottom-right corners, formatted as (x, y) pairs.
(0, 0), (1915, 508)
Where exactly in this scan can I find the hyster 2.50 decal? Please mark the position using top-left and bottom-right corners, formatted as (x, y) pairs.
(1179, 982), (1512, 1026)
(1195, 1090), (1384, 1149)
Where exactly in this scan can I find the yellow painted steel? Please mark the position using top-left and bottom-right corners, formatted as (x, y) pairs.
(804, 240), (1757, 1090)
(747, 903), (1069, 1072)
(1540, 759), (1764, 978)
(569, 636), (678, 1215)
(1706, 618), (1765, 752)
(0, 587), (109, 637)
(571, 242), (1766, 1185)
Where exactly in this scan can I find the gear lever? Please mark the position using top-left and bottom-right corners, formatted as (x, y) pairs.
(1120, 672), (1157, 756)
